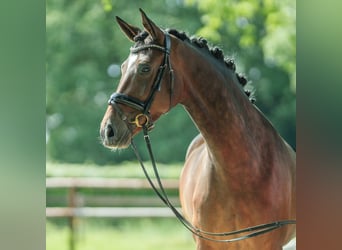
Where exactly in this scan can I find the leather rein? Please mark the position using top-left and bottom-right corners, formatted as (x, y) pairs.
(108, 33), (296, 242)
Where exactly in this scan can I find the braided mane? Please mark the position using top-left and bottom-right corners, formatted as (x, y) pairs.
(133, 29), (255, 103)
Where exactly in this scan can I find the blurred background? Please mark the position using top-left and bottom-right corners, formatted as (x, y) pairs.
(46, 0), (295, 249)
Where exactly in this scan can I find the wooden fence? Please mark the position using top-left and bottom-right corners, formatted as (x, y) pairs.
(46, 177), (180, 217)
(46, 177), (180, 250)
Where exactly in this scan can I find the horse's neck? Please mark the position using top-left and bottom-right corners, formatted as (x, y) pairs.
(182, 70), (261, 163)
(177, 49), (280, 186)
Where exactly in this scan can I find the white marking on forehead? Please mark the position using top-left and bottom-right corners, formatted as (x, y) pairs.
(126, 52), (150, 69)
(126, 53), (138, 69)
(117, 52), (150, 93)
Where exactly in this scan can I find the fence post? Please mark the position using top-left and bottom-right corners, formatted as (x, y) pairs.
(68, 186), (77, 250)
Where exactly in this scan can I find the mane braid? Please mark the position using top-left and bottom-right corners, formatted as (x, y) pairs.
(133, 29), (255, 103)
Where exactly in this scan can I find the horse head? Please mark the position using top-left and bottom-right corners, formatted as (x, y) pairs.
(100, 9), (178, 149)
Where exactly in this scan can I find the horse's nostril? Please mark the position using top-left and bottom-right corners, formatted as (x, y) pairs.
(106, 124), (115, 138)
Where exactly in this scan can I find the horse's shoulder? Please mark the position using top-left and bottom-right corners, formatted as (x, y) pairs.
(185, 133), (205, 159)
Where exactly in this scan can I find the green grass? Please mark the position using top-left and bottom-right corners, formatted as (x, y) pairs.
(46, 218), (195, 250)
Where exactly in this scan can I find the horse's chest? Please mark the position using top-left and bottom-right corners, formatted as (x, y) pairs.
(180, 146), (231, 226)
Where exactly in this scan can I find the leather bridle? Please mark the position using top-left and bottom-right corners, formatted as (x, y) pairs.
(108, 33), (173, 129)
(108, 32), (296, 242)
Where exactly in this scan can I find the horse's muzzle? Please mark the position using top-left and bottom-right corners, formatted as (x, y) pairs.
(100, 118), (132, 149)
(105, 123), (115, 139)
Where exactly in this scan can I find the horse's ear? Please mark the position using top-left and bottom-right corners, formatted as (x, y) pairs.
(116, 16), (141, 42)
(139, 8), (164, 44)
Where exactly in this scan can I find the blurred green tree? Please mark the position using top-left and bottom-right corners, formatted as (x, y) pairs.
(46, 0), (295, 165)
(46, 0), (201, 164)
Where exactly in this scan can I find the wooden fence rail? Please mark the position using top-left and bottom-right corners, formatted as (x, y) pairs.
(46, 207), (177, 218)
(46, 177), (179, 189)
(46, 177), (180, 250)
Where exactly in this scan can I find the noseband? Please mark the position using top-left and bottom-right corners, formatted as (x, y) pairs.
(108, 33), (173, 128)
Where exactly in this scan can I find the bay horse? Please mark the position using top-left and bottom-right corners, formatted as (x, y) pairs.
(100, 9), (296, 250)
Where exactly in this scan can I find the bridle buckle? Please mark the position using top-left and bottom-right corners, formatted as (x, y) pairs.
(131, 113), (150, 128)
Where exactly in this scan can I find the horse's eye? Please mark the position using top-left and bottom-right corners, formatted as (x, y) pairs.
(139, 64), (151, 74)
